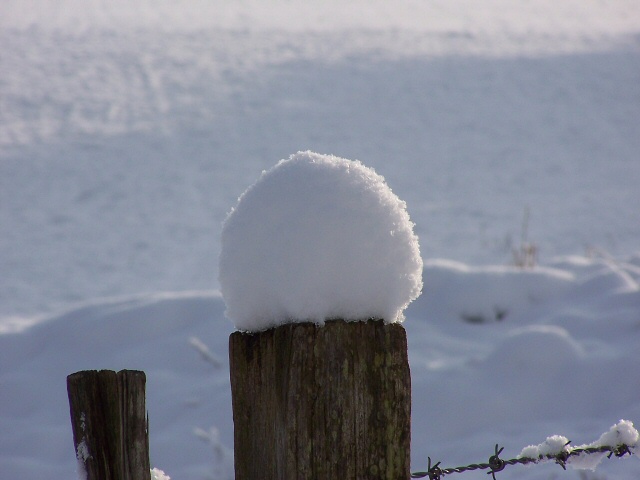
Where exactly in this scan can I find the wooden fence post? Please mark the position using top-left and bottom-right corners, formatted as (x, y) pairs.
(67, 369), (150, 480)
(229, 319), (411, 480)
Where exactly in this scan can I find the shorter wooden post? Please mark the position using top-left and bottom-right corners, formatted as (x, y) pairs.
(67, 369), (150, 480)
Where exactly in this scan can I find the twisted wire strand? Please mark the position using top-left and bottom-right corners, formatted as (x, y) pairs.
(411, 443), (634, 479)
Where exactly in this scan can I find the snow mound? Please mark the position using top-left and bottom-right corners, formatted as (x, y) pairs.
(419, 259), (574, 325)
(487, 325), (584, 375)
(218, 151), (423, 331)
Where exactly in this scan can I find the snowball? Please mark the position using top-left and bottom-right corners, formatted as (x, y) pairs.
(219, 151), (423, 331)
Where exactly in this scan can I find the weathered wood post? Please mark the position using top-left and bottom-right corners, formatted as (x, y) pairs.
(229, 319), (411, 480)
(67, 369), (151, 480)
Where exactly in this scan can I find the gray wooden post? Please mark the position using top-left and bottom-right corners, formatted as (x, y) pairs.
(229, 319), (411, 480)
(67, 369), (150, 480)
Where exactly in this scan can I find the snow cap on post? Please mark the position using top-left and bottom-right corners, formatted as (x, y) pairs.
(219, 151), (423, 332)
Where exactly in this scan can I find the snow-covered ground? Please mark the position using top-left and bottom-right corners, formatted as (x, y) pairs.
(1, 1), (639, 479)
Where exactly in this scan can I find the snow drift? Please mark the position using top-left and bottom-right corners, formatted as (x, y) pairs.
(2, 254), (639, 480)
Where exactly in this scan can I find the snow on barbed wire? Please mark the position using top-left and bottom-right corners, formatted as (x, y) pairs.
(568, 419), (639, 470)
(518, 420), (639, 471)
(219, 151), (423, 332)
(519, 434), (571, 459)
(594, 419), (639, 450)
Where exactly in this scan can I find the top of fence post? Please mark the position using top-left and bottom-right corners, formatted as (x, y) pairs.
(67, 369), (150, 480)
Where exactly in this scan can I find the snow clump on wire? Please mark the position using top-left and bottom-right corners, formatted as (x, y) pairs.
(219, 151), (423, 332)
(568, 420), (639, 470)
(518, 420), (639, 471)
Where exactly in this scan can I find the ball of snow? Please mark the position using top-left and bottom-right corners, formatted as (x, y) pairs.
(219, 151), (423, 331)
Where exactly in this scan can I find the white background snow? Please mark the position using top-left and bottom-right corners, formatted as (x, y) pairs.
(1, 1), (639, 479)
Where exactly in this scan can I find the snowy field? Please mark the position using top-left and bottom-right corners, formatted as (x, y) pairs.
(1, 1), (639, 479)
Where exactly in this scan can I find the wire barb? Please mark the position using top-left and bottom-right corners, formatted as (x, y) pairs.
(487, 444), (505, 479)
(610, 443), (632, 458)
(411, 456), (443, 480)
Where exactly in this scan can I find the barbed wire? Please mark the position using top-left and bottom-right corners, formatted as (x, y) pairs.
(411, 442), (634, 480)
